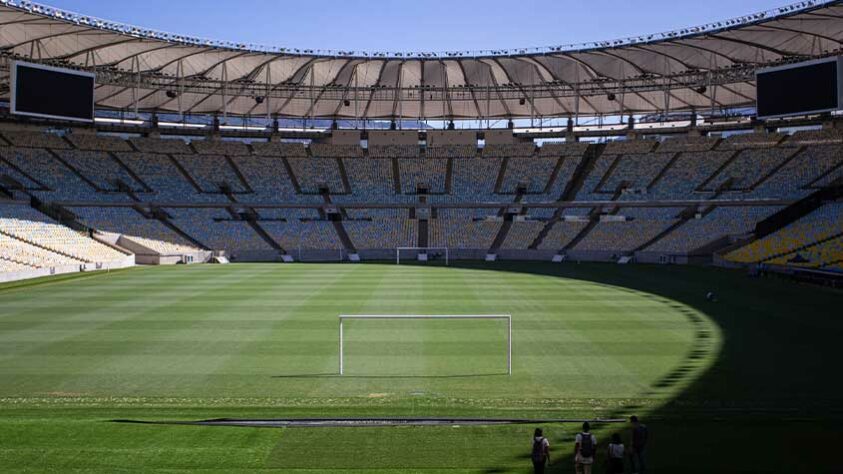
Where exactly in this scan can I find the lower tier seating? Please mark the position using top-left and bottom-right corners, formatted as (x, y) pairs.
(345, 219), (417, 249)
(726, 203), (843, 263)
(0, 204), (126, 263)
(429, 219), (502, 249)
(0, 232), (84, 268)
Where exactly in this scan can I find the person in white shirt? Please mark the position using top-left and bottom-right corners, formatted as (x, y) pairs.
(607, 433), (625, 473)
(575, 421), (597, 474)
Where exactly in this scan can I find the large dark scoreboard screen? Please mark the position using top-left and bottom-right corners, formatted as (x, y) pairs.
(11, 61), (95, 122)
(757, 57), (842, 119)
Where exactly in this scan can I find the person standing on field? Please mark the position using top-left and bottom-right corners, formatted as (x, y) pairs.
(531, 428), (550, 474)
(607, 433), (626, 473)
(629, 416), (649, 474)
(575, 421), (597, 474)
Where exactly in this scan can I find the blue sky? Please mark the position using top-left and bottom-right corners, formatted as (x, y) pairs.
(42, 0), (788, 53)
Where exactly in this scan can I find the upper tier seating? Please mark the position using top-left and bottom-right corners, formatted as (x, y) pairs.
(287, 158), (345, 193)
(166, 208), (272, 252)
(55, 150), (146, 192)
(451, 157), (501, 202)
(0, 155), (45, 189)
(647, 151), (733, 199)
(538, 142), (590, 157)
(71, 206), (199, 255)
(602, 153), (674, 194)
(427, 145), (477, 159)
(500, 158), (558, 194)
(399, 159), (447, 194)
(117, 153), (215, 202)
(704, 147), (793, 191)
(482, 143), (535, 158)
(173, 154), (248, 193)
(369, 145), (420, 159)
(129, 137), (192, 154)
(746, 145), (843, 199)
(252, 141), (308, 157)
(1, 131), (71, 149)
(66, 134), (132, 152)
(190, 139), (250, 156)
(656, 135), (719, 153)
(575, 153), (622, 201)
(310, 144), (364, 158)
(523, 155), (584, 202)
(718, 132), (784, 150)
(342, 158), (395, 199)
(0, 147), (128, 202)
(603, 139), (657, 155)
(783, 128), (843, 146)
(229, 155), (313, 204)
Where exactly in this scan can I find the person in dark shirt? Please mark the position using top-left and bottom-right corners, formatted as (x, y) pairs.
(629, 416), (648, 474)
(530, 427), (550, 474)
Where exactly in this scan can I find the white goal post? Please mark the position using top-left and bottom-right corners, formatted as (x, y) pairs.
(338, 314), (511, 376)
(396, 247), (449, 265)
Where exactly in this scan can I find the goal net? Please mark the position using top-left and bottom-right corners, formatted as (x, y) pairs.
(396, 247), (449, 265)
(338, 314), (511, 376)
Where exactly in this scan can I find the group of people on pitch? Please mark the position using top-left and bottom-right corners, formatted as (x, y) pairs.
(530, 416), (648, 474)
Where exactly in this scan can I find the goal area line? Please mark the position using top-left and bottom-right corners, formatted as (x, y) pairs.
(338, 314), (512, 376)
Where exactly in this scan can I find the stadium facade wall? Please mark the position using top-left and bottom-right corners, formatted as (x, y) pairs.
(325, 130), (360, 145)
(483, 130), (516, 145)
(0, 255), (135, 284)
(369, 131), (417, 146)
(427, 131), (477, 146)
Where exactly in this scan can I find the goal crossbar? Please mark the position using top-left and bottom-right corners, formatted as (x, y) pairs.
(396, 247), (449, 265)
(338, 314), (511, 376)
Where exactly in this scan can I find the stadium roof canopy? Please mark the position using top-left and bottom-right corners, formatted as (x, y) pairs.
(0, 0), (842, 121)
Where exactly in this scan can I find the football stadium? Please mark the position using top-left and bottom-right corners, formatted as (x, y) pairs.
(0, 0), (841, 472)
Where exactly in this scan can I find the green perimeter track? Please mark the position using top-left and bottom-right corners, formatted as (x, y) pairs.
(0, 262), (840, 472)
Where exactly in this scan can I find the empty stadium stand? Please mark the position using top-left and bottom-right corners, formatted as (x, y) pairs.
(1, 128), (841, 277)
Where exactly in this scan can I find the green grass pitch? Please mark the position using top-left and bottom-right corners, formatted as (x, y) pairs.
(0, 262), (840, 472)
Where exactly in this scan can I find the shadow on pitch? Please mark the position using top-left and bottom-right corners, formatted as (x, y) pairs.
(271, 372), (509, 379)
